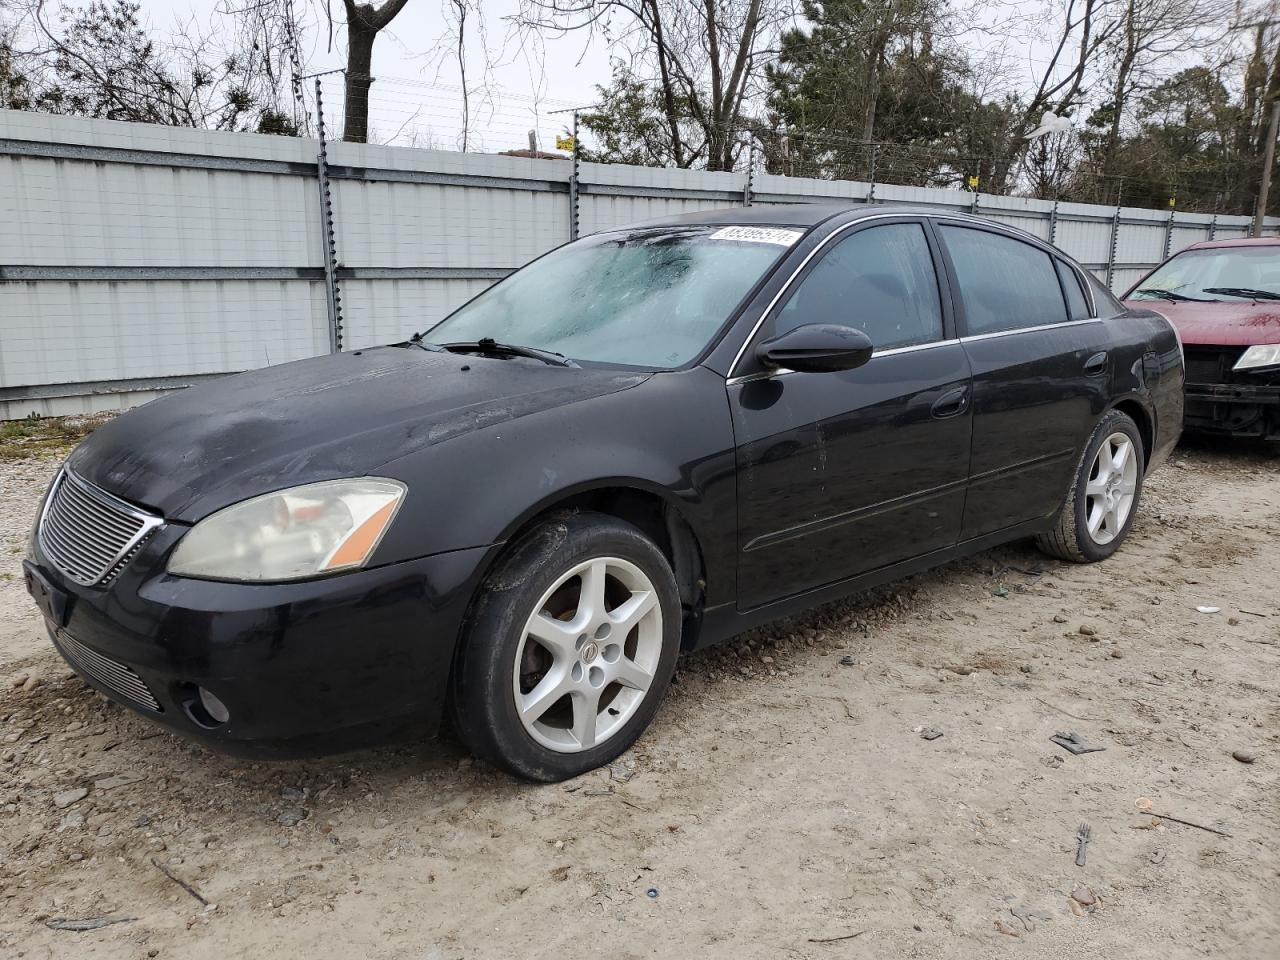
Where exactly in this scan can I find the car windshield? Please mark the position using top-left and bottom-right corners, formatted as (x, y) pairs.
(424, 225), (802, 368)
(1129, 246), (1280, 302)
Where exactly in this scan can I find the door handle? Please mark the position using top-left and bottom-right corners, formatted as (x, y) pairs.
(931, 387), (969, 419)
(1084, 351), (1109, 376)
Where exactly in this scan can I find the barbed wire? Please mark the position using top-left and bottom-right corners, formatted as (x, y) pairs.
(302, 69), (1256, 216)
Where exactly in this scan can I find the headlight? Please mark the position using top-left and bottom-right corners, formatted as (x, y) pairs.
(1233, 344), (1280, 371)
(168, 478), (406, 582)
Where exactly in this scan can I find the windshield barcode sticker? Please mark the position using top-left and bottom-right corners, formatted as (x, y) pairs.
(709, 226), (803, 246)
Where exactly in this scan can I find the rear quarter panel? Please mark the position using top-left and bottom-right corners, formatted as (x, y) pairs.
(1115, 308), (1184, 469)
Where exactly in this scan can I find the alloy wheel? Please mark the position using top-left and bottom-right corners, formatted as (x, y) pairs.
(512, 556), (663, 753)
(1084, 432), (1138, 545)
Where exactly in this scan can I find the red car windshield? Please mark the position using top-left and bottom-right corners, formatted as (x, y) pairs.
(1130, 247), (1280, 303)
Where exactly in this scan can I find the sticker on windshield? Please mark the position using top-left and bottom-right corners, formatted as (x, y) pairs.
(708, 226), (803, 247)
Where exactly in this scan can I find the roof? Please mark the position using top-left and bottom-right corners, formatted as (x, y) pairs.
(1186, 236), (1280, 250)
(621, 202), (994, 230)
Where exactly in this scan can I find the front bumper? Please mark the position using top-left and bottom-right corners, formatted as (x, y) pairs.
(25, 526), (491, 758)
(1181, 345), (1280, 439)
(1184, 382), (1280, 439)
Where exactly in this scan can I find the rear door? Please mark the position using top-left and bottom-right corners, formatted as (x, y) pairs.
(935, 223), (1113, 540)
(729, 217), (973, 609)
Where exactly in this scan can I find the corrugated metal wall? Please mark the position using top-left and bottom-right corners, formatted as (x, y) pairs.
(0, 109), (1269, 418)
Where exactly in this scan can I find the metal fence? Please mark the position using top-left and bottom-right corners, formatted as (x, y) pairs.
(1, 107), (1273, 419)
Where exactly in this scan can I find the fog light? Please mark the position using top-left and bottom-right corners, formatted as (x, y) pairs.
(179, 682), (231, 728)
(198, 686), (230, 724)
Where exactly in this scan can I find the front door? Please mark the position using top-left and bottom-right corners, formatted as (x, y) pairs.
(729, 219), (973, 610)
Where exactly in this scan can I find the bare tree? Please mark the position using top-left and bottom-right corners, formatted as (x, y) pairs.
(340, 0), (410, 142)
(1021, 128), (1082, 198)
(419, 0), (494, 150)
(978, 0), (1122, 191)
(0, 24), (53, 110)
(513, 0), (796, 170)
(1096, 0), (1224, 171)
(18, 0), (292, 130)
(218, 0), (314, 133)
(450, 0), (469, 148)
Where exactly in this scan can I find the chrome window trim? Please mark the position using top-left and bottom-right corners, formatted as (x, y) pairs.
(726, 211), (1105, 381)
(957, 316), (1104, 344)
(37, 468), (165, 587)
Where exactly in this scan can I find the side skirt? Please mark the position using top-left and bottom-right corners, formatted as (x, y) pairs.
(689, 516), (1051, 651)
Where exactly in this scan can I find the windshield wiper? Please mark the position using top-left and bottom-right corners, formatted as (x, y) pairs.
(1134, 288), (1213, 303)
(1202, 286), (1280, 302)
(441, 338), (578, 368)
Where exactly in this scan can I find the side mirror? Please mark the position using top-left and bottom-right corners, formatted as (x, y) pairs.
(755, 324), (874, 374)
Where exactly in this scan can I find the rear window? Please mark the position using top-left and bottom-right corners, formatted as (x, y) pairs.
(1085, 273), (1125, 317)
(1056, 261), (1091, 321)
(939, 226), (1068, 335)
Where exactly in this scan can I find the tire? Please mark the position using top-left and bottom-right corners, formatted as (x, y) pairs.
(450, 510), (681, 781)
(1036, 410), (1145, 563)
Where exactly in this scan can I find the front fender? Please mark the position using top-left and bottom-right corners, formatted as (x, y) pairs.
(369, 366), (739, 597)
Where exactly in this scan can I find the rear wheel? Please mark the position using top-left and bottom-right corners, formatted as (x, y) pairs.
(1036, 410), (1144, 563)
(451, 511), (680, 781)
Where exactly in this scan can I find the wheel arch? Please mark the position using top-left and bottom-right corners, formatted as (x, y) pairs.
(1105, 394), (1155, 466)
(474, 480), (710, 651)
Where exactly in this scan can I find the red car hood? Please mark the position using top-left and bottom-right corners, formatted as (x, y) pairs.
(1122, 298), (1280, 346)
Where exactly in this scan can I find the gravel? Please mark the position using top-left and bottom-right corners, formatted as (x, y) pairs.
(2, 438), (1278, 959)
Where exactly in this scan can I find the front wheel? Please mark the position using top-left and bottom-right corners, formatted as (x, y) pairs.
(1036, 410), (1145, 563)
(451, 511), (681, 781)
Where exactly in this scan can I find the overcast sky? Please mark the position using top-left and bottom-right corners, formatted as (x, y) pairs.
(144, 0), (615, 150)
(131, 0), (1233, 154)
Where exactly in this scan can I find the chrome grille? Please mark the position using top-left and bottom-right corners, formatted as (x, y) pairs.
(53, 630), (162, 712)
(38, 470), (163, 586)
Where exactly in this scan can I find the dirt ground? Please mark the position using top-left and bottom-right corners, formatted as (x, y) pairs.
(1, 437), (1277, 960)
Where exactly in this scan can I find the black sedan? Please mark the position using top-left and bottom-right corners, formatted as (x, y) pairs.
(24, 204), (1184, 781)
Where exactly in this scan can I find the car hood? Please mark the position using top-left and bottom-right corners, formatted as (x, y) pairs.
(1122, 298), (1280, 346)
(68, 347), (649, 522)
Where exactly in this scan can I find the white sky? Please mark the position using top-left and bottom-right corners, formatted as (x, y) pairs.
(133, 0), (1234, 154)
(152, 0), (616, 150)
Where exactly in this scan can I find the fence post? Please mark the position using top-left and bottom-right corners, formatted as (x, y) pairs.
(868, 143), (877, 203)
(569, 111), (580, 242)
(314, 78), (343, 353)
(1207, 214), (1217, 242)
(1049, 199), (1059, 246)
(1105, 204), (1121, 290)
(1163, 209), (1176, 259)
(743, 142), (755, 207)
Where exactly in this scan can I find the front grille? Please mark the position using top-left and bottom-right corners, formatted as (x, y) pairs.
(53, 630), (162, 712)
(1183, 345), (1246, 386)
(38, 470), (162, 587)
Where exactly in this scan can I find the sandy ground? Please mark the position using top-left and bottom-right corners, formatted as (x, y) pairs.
(1, 439), (1277, 960)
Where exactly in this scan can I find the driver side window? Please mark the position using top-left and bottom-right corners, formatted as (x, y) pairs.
(773, 222), (944, 350)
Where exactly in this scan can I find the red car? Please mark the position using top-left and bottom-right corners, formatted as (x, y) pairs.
(1124, 237), (1280, 443)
